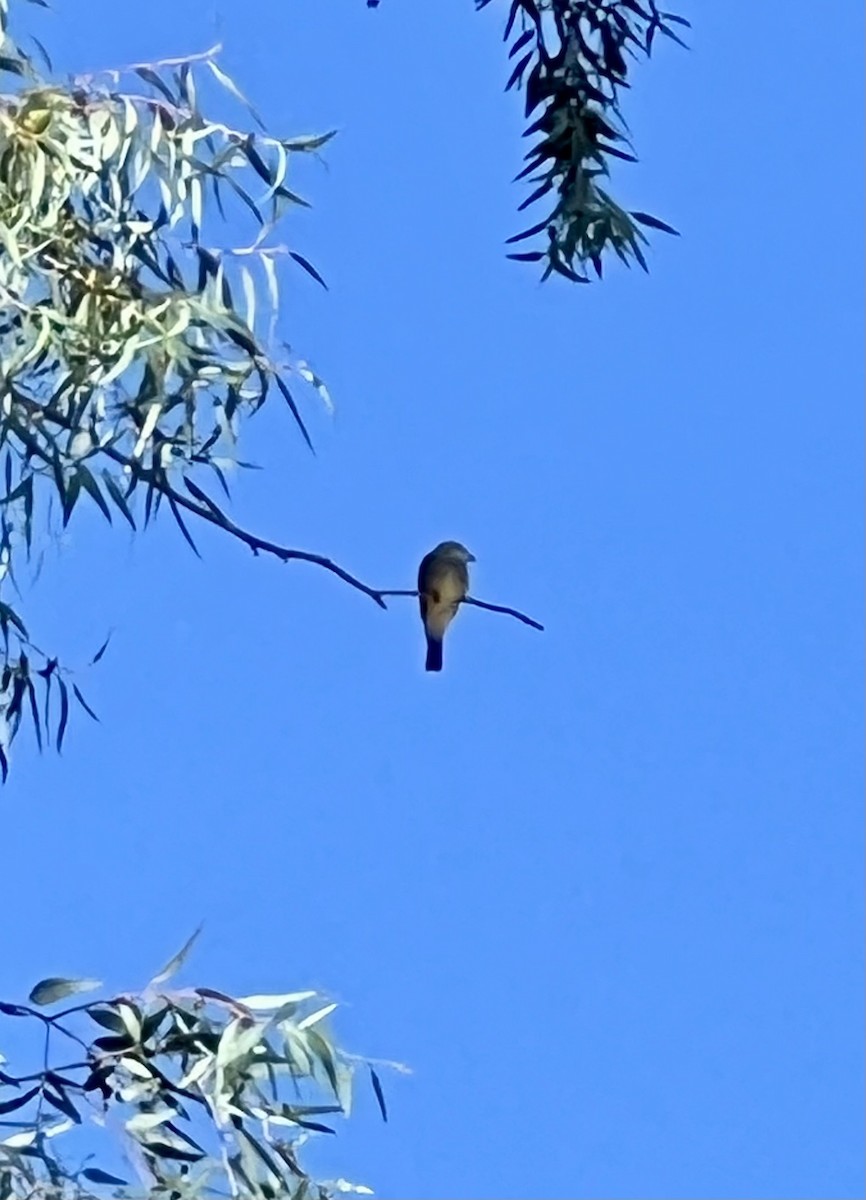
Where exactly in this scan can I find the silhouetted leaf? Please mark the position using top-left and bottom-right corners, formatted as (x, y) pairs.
(505, 51), (533, 91)
(29, 977), (102, 1007)
(167, 495), (201, 557)
(134, 67), (177, 106)
(274, 375), (313, 452)
(289, 252), (328, 289)
(43, 1086), (82, 1124)
(90, 634), (111, 665)
(56, 679), (70, 751)
(631, 210), (680, 235)
(72, 684), (99, 722)
(81, 1168), (129, 1186)
(25, 678), (42, 752)
(88, 1006), (127, 1033)
(369, 1067), (388, 1122)
(0, 602), (28, 639)
(0, 1086), (40, 1115)
(508, 28), (535, 58)
(77, 466), (113, 523)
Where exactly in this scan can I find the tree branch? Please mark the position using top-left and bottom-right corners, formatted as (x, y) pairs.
(462, 596), (544, 631)
(8, 394), (388, 608)
(8, 396), (545, 630)
(378, 589), (544, 631)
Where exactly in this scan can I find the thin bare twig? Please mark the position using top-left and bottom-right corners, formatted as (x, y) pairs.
(462, 596), (544, 631)
(378, 589), (544, 631)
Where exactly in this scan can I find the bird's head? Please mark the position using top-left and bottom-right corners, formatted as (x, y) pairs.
(434, 541), (476, 564)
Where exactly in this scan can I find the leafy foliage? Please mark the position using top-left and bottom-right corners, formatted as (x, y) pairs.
(477, 0), (688, 281)
(0, 3), (339, 772)
(0, 936), (393, 1198)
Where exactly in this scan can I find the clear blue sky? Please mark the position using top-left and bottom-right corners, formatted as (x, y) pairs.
(3, 2), (863, 1198)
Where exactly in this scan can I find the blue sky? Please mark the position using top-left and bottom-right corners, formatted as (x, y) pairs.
(2, 2), (864, 1198)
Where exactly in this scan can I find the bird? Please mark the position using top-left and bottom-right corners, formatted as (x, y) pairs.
(417, 541), (475, 672)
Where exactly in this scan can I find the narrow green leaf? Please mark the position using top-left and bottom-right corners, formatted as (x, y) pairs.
(134, 67), (177, 106)
(77, 466), (113, 524)
(0, 602), (27, 639)
(0, 1087), (40, 1115)
(183, 477), (226, 520)
(90, 633), (112, 665)
(81, 1168), (129, 1186)
(274, 375), (313, 452)
(630, 210), (680, 235)
(167, 495), (201, 557)
(102, 470), (137, 531)
(25, 679), (42, 752)
(61, 471), (81, 527)
(289, 252), (328, 289)
(56, 679), (70, 752)
(43, 1086), (82, 1124)
(72, 684), (99, 722)
(369, 1066), (388, 1123)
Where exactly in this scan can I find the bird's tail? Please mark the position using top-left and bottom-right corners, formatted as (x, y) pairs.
(425, 636), (443, 672)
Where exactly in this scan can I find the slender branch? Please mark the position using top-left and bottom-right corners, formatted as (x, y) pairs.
(8, 395), (388, 609)
(462, 596), (544, 631)
(7, 398), (544, 630)
(107, 450), (390, 608)
(378, 589), (544, 631)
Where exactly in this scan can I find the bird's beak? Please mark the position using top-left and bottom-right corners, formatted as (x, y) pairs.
(467, 552), (477, 563)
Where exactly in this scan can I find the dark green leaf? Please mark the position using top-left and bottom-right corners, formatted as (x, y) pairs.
(274, 375), (313, 452)
(505, 51), (533, 91)
(369, 1066), (388, 1122)
(88, 1006), (127, 1033)
(43, 1086), (82, 1124)
(92, 1034), (136, 1053)
(0, 1001), (30, 1016)
(25, 678), (42, 752)
(61, 470), (81, 527)
(72, 684), (99, 722)
(90, 633), (112, 665)
(56, 678), (70, 751)
(134, 67), (177, 106)
(630, 210), (680, 235)
(183, 477), (226, 520)
(81, 1168), (129, 1186)
(289, 252), (328, 289)
(140, 1141), (204, 1163)
(77, 466), (113, 523)
(0, 1086), (40, 1114)
(167, 495), (201, 557)
(0, 602), (28, 639)
(508, 28), (535, 58)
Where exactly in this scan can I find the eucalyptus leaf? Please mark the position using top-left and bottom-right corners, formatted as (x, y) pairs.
(29, 977), (102, 1007)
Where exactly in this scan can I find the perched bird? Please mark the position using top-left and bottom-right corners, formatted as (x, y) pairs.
(417, 541), (475, 672)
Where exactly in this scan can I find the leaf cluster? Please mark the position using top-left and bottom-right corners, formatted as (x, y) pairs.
(477, 0), (688, 281)
(0, 7), (333, 771)
(0, 937), (391, 1199)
